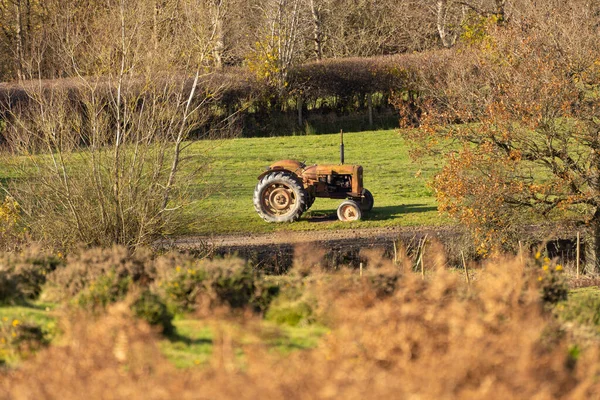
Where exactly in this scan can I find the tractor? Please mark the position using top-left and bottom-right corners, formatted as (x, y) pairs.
(253, 131), (373, 222)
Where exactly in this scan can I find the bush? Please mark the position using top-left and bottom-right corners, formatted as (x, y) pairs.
(131, 290), (174, 335)
(264, 276), (315, 326)
(0, 196), (26, 251)
(159, 257), (276, 314)
(75, 271), (131, 311)
(0, 319), (49, 364)
(159, 262), (208, 312)
(251, 279), (280, 313)
(44, 248), (278, 315)
(533, 253), (568, 305)
(49, 246), (155, 301)
(0, 250), (62, 304)
(7, 253), (600, 399)
(367, 268), (402, 298)
(265, 299), (314, 327)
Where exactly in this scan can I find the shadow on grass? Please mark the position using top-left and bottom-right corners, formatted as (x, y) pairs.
(305, 203), (437, 223)
(164, 331), (213, 346)
(0, 300), (54, 311)
(268, 339), (316, 352)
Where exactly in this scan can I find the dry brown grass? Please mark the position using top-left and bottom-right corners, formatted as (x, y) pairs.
(2, 250), (600, 399)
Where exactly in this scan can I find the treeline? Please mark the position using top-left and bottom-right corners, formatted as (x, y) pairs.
(0, 0), (507, 81)
(0, 0), (509, 136)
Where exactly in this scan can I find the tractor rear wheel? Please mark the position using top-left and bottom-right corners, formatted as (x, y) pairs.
(337, 200), (362, 222)
(254, 172), (308, 222)
(360, 189), (374, 212)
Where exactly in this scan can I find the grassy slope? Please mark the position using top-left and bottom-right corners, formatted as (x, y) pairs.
(184, 129), (446, 235)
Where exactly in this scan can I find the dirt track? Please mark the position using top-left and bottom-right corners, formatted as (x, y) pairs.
(170, 225), (459, 250)
(164, 224), (580, 274)
(164, 226), (460, 273)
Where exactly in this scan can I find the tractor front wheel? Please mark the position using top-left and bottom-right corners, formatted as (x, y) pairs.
(337, 200), (362, 222)
(254, 172), (308, 222)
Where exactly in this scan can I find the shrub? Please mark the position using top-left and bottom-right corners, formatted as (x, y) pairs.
(265, 299), (314, 327)
(533, 253), (568, 305)
(6, 255), (600, 399)
(75, 271), (131, 311)
(264, 274), (316, 326)
(159, 257), (276, 314)
(0, 319), (49, 364)
(368, 271), (401, 298)
(131, 290), (174, 335)
(0, 196), (25, 251)
(0, 250), (62, 303)
(49, 246), (155, 301)
(160, 262), (208, 312)
(251, 279), (280, 313)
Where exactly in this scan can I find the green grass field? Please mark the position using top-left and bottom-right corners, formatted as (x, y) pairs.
(0, 301), (327, 368)
(184, 129), (447, 235)
(4, 283), (599, 369)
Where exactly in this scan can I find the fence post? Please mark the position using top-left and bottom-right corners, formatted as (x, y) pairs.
(420, 234), (428, 280)
(367, 93), (373, 128)
(518, 240), (523, 264)
(577, 232), (580, 277)
(461, 251), (470, 285)
(297, 96), (303, 127)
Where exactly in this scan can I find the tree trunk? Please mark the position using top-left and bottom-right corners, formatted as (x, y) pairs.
(211, 0), (225, 69)
(310, 0), (323, 60)
(436, 0), (455, 48)
(15, 0), (24, 81)
(585, 210), (600, 274)
(152, 0), (159, 51)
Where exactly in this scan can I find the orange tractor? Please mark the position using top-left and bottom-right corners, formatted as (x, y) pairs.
(253, 132), (373, 222)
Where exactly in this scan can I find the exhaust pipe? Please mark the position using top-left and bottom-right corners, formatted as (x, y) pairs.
(340, 129), (344, 165)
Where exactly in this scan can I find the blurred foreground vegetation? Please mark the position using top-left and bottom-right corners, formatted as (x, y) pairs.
(1, 245), (600, 399)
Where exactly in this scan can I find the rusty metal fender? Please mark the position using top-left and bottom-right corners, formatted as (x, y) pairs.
(257, 160), (306, 181)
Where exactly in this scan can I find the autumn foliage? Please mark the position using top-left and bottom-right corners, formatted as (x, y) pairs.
(396, 3), (600, 262)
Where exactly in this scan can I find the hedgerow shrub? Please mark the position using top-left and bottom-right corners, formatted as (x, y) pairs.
(532, 253), (568, 305)
(0, 319), (48, 364)
(0, 249), (62, 303)
(0, 196), (25, 251)
(131, 290), (174, 335)
(48, 246), (155, 301)
(75, 271), (132, 311)
(158, 257), (278, 314)
(1, 52), (448, 140)
(265, 297), (315, 327)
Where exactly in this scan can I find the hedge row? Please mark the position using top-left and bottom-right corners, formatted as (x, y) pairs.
(0, 51), (449, 136)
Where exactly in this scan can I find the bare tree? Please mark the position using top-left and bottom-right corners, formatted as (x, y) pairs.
(1, 0), (228, 250)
